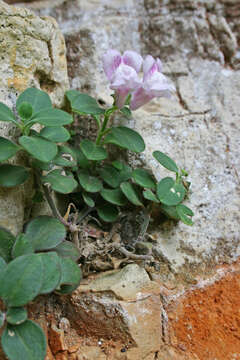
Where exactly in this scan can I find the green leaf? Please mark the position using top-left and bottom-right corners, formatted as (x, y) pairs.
(59, 257), (82, 288)
(104, 127), (145, 153)
(42, 169), (78, 194)
(132, 169), (156, 189)
(53, 145), (77, 167)
(120, 107), (132, 118)
(0, 137), (20, 161)
(0, 227), (15, 262)
(32, 190), (44, 203)
(6, 307), (27, 325)
(80, 139), (107, 161)
(17, 102), (33, 120)
(97, 203), (119, 222)
(176, 204), (194, 225)
(77, 170), (102, 193)
(153, 151), (178, 173)
(0, 103), (17, 123)
(156, 177), (186, 206)
(160, 204), (180, 220)
(53, 241), (81, 261)
(143, 189), (159, 203)
(0, 257), (7, 273)
(98, 165), (122, 188)
(120, 182), (143, 206)
(0, 164), (29, 187)
(82, 192), (95, 208)
(16, 87), (52, 114)
(32, 108), (73, 127)
(40, 126), (70, 142)
(112, 161), (132, 182)
(31, 159), (52, 171)
(25, 216), (66, 251)
(0, 254), (43, 306)
(56, 283), (79, 295)
(38, 252), (61, 294)
(73, 148), (90, 169)
(100, 188), (127, 206)
(66, 90), (105, 115)
(11, 234), (34, 259)
(19, 136), (58, 163)
(1, 320), (46, 360)
(0, 311), (5, 328)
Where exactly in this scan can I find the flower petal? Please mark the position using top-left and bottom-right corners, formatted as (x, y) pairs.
(144, 72), (175, 97)
(122, 50), (143, 73)
(130, 87), (153, 110)
(115, 89), (130, 109)
(110, 64), (141, 92)
(143, 55), (155, 78)
(102, 49), (121, 81)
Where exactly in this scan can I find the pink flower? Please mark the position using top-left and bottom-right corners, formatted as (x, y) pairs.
(102, 50), (142, 108)
(102, 50), (174, 110)
(130, 55), (175, 110)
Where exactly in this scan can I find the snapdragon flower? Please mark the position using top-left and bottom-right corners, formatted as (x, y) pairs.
(103, 50), (175, 110)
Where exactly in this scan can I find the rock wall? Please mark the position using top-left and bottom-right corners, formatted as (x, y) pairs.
(1, 1), (240, 359)
(17, 0), (240, 280)
(0, 0), (69, 234)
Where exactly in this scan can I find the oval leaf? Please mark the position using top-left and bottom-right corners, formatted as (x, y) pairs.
(153, 151), (178, 173)
(0, 227), (15, 262)
(0, 254), (43, 306)
(52, 145), (77, 167)
(53, 241), (81, 261)
(156, 177), (186, 206)
(77, 170), (102, 193)
(82, 192), (95, 208)
(100, 188), (127, 206)
(25, 216), (66, 251)
(97, 203), (119, 222)
(42, 169), (78, 194)
(143, 189), (159, 203)
(59, 257), (82, 287)
(160, 204), (180, 220)
(6, 307), (27, 325)
(66, 90), (105, 115)
(38, 252), (62, 294)
(120, 182), (143, 206)
(40, 126), (70, 142)
(17, 102), (33, 120)
(0, 257), (7, 273)
(2, 320), (46, 360)
(11, 234), (34, 259)
(176, 204), (194, 225)
(0, 103), (16, 123)
(32, 108), (73, 127)
(132, 168), (156, 189)
(98, 165), (121, 188)
(16, 87), (52, 114)
(73, 148), (90, 169)
(0, 137), (20, 161)
(0, 164), (29, 187)
(104, 127), (145, 153)
(19, 136), (57, 163)
(80, 139), (107, 161)
(0, 311), (5, 328)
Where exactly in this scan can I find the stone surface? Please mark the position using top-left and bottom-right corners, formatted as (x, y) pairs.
(22, 0), (240, 280)
(0, 0), (69, 234)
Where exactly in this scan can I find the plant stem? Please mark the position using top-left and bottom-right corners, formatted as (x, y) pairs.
(42, 183), (69, 227)
(95, 106), (117, 145)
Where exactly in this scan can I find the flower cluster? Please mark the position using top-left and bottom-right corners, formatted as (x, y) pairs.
(102, 49), (175, 110)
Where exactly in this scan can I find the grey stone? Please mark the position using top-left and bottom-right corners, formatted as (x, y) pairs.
(20, 0), (240, 279)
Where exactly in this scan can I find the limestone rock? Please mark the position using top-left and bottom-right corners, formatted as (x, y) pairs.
(23, 0), (240, 280)
(0, 0), (69, 234)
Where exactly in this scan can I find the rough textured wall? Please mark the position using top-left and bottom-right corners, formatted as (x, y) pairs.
(17, 0), (240, 280)
(1, 1), (240, 360)
(0, 0), (69, 234)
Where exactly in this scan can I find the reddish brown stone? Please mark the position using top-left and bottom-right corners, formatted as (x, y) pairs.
(167, 261), (240, 360)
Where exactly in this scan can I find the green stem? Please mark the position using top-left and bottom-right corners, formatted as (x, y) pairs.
(95, 106), (118, 145)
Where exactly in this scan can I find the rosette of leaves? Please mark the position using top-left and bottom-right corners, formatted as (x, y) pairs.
(0, 88), (78, 195)
(0, 216), (82, 360)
